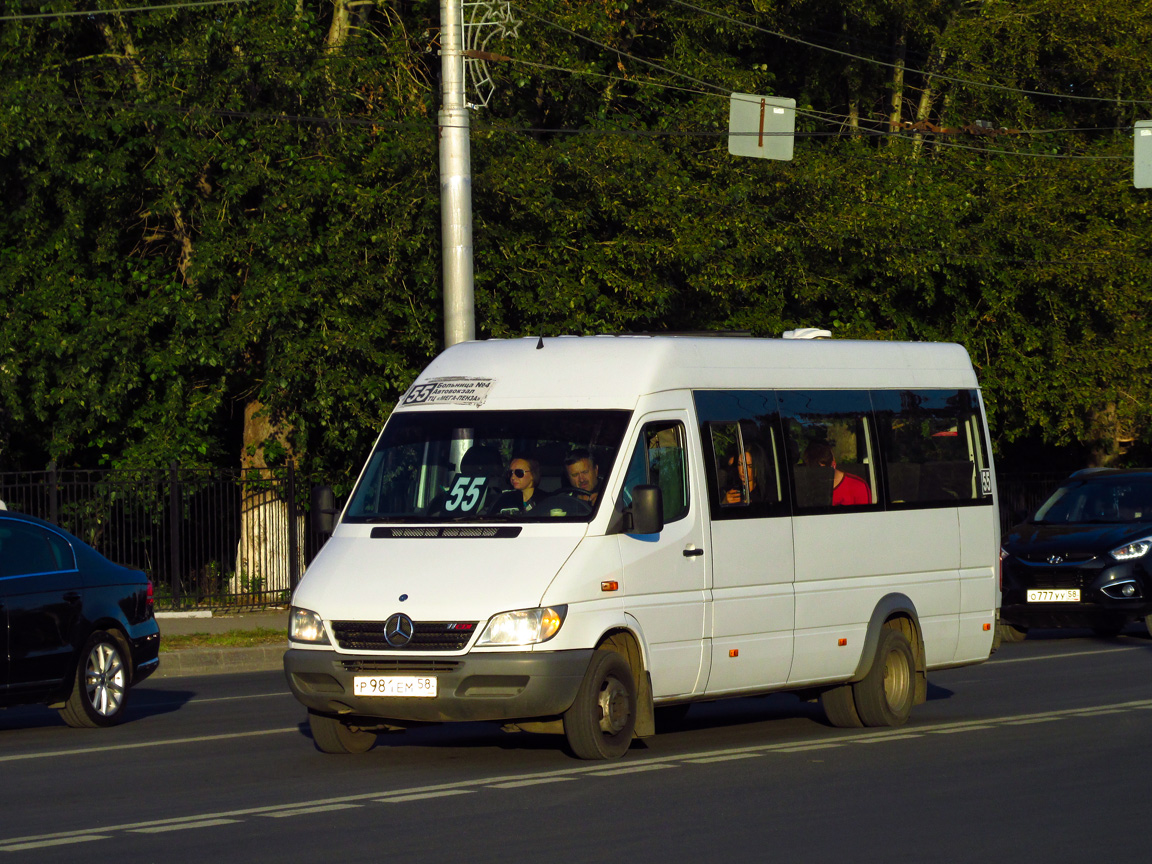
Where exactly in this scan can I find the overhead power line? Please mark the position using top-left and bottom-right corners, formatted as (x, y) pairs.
(0, 0), (253, 21)
(667, 0), (1152, 107)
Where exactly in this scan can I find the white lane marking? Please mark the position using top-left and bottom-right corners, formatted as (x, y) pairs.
(588, 763), (677, 777)
(489, 777), (578, 789)
(0, 836), (107, 852)
(0, 727), (298, 763)
(162, 692), (292, 705)
(774, 742), (844, 753)
(131, 819), (241, 833)
(1002, 718), (1062, 726)
(855, 734), (923, 742)
(992, 646), (1145, 664)
(928, 725), (994, 733)
(685, 753), (763, 764)
(263, 804), (362, 818)
(6, 697), (1152, 847)
(1072, 709), (1128, 717)
(376, 790), (475, 803)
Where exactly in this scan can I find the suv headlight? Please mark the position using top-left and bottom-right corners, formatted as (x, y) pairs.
(476, 606), (567, 646)
(289, 607), (331, 644)
(1111, 539), (1152, 561)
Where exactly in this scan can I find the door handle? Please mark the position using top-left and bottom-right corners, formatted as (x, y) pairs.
(682, 546), (704, 557)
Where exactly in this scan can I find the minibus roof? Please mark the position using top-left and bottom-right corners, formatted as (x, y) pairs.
(400, 335), (980, 412)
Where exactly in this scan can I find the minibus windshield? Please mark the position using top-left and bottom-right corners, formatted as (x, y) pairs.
(343, 410), (631, 523)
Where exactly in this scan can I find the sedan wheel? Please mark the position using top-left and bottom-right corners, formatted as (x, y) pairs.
(60, 631), (130, 728)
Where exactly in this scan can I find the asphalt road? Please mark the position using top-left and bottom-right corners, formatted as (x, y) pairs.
(1, 628), (1150, 864)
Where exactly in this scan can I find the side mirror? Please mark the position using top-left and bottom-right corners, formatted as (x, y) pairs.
(311, 485), (338, 535)
(627, 484), (664, 535)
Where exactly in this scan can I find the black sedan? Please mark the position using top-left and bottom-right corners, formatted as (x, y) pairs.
(0, 509), (160, 726)
(1000, 468), (1152, 640)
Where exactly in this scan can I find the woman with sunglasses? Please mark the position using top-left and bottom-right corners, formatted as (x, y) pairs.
(491, 456), (543, 514)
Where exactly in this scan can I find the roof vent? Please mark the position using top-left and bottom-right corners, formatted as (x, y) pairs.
(782, 328), (832, 340)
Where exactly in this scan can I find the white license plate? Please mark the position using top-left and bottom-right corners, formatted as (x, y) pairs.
(353, 676), (437, 697)
(1027, 589), (1081, 603)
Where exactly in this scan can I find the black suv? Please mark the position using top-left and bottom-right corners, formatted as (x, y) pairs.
(1000, 468), (1152, 640)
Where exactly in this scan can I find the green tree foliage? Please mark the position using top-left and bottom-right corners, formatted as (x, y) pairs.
(1, 0), (1150, 475)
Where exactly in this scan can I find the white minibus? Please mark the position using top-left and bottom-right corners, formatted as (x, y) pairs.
(284, 334), (1000, 759)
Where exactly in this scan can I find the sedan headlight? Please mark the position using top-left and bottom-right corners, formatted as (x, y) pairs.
(1111, 539), (1152, 561)
(289, 607), (331, 644)
(476, 606), (567, 646)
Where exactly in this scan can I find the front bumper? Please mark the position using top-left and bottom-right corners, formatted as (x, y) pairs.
(1000, 558), (1152, 628)
(284, 647), (594, 724)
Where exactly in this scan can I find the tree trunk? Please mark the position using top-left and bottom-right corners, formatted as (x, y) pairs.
(888, 26), (907, 138)
(234, 401), (301, 602)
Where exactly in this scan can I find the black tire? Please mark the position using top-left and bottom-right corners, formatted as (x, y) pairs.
(563, 649), (636, 760)
(852, 627), (915, 727)
(998, 622), (1029, 643)
(820, 683), (864, 728)
(59, 630), (130, 728)
(308, 710), (377, 754)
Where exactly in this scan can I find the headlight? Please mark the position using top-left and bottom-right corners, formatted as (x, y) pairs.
(476, 606), (567, 646)
(289, 607), (331, 644)
(1111, 539), (1152, 561)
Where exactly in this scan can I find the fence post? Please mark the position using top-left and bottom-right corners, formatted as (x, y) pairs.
(169, 460), (182, 605)
(48, 460), (58, 524)
(287, 460), (300, 593)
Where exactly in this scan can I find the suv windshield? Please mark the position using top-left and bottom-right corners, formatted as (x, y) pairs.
(344, 410), (631, 523)
(1034, 477), (1152, 524)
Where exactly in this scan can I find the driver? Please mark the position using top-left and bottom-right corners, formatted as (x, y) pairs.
(564, 449), (602, 505)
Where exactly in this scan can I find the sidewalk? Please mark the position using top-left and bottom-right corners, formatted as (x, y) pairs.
(153, 609), (289, 679)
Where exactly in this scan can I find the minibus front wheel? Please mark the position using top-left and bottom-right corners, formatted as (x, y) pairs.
(308, 710), (377, 754)
(563, 649), (637, 760)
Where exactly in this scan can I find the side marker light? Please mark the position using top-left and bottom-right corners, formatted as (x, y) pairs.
(601, 581), (619, 592)
(838, 638), (848, 647)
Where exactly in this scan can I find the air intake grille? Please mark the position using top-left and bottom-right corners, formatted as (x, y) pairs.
(331, 620), (477, 652)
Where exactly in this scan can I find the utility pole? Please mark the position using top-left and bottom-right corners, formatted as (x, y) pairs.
(439, 0), (474, 348)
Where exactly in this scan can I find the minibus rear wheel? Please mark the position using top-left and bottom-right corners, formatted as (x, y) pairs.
(563, 649), (637, 760)
(820, 684), (863, 728)
(852, 627), (915, 727)
(308, 710), (377, 754)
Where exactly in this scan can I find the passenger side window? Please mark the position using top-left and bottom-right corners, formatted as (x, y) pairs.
(778, 390), (878, 511)
(623, 421), (690, 523)
(872, 389), (991, 505)
(694, 390), (788, 520)
(0, 522), (61, 578)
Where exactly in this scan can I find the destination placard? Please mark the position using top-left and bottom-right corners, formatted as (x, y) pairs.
(401, 377), (494, 407)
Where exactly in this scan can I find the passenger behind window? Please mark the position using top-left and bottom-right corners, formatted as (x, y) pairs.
(490, 456), (543, 515)
(722, 443), (768, 505)
(803, 442), (872, 506)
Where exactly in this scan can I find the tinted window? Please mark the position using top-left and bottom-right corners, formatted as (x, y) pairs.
(1035, 477), (1152, 524)
(694, 390), (788, 519)
(778, 390), (878, 511)
(0, 522), (61, 577)
(872, 389), (991, 506)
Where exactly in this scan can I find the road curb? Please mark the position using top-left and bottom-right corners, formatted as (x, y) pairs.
(155, 646), (287, 678)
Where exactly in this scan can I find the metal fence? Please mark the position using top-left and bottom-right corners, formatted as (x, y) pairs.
(996, 471), (1067, 533)
(0, 463), (330, 610)
(0, 464), (1069, 609)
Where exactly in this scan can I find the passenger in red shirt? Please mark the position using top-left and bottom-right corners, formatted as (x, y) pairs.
(802, 442), (872, 506)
